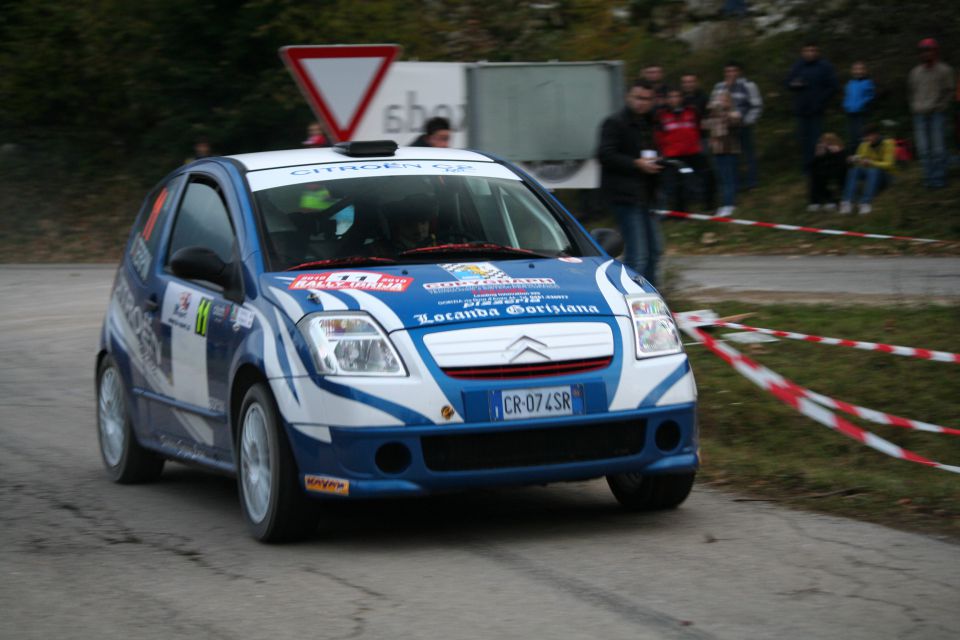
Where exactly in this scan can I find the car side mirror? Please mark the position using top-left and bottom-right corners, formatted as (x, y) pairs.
(170, 247), (242, 302)
(590, 228), (624, 258)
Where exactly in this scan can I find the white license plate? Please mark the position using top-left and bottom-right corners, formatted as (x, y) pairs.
(490, 385), (584, 421)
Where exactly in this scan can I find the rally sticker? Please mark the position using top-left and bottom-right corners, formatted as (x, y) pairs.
(289, 271), (413, 293)
(440, 262), (507, 281)
(423, 277), (555, 291)
(304, 474), (350, 496)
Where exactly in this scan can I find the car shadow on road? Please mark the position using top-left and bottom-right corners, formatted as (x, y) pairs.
(146, 463), (699, 547)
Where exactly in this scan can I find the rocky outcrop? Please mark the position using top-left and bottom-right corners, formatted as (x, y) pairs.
(647, 0), (816, 51)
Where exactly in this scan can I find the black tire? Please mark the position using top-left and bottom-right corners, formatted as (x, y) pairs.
(96, 355), (165, 484)
(606, 472), (695, 511)
(236, 382), (318, 543)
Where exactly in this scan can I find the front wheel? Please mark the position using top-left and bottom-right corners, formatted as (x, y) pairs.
(237, 383), (318, 542)
(96, 355), (165, 483)
(606, 472), (695, 511)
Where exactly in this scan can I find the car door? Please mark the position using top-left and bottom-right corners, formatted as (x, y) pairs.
(148, 171), (246, 464)
(112, 174), (185, 439)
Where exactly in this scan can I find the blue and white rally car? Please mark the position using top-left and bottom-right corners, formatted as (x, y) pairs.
(97, 140), (698, 541)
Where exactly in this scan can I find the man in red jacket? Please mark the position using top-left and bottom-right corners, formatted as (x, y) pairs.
(655, 88), (713, 212)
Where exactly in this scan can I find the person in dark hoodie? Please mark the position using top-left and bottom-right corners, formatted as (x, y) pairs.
(597, 81), (664, 285)
(409, 116), (452, 148)
(908, 38), (955, 188)
(842, 61), (875, 154)
(785, 43), (839, 173)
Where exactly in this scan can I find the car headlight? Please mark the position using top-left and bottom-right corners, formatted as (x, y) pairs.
(298, 312), (406, 376)
(625, 294), (682, 358)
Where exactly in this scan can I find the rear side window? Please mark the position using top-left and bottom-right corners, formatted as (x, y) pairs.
(128, 175), (184, 280)
(166, 178), (236, 266)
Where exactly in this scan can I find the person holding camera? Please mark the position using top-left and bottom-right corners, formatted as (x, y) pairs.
(597, 81), (664, 285)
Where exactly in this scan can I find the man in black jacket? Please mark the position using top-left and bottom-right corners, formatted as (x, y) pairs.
(785, 43), (839, 172)
(597, 81), (664, 285)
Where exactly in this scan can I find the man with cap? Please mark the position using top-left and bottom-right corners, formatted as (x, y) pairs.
(908, 38), (955, 188)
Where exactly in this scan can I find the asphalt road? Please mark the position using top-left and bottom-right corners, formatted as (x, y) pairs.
(1, 264), (958, 640)
(669, 255), (960, 304)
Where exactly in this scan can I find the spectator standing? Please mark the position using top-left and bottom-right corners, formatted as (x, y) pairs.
(807, 133), (847, 211)
(681, 73), (709, 121)
(711, 61), (763, 189)
(703, 90), (742, 216)
(840, 124), (895, 215)
(640, 64), (669, 107)
(681, 73), (717, 210)
(908, 38), (955, 189)
(410, 116), (452, 148)
(597, 82), (664, 285)
(842, 62), (875, 154)
(655, 88), (712, 212)
(184, 137), (213, 164)
(785, 43), (839, 172)
(302, 122), (330, 148)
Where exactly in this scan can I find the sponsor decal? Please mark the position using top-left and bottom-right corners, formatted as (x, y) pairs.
(175, 292), (192, 317)
(248, 161), (521, 192)
(195, 298), (212, 336)
(558, 256), (583, 264)
(440, 262), (507, 281)
(113, 277), (162, 371)
(232, 307), (255, 330)
(289, 271), (412, 293)
(415, 308), (502, 325)
(415, 301), (600, 325)
(425, 262), (556, 293)
(129, 234), (152, 281)
(212, 302), (231, 323)
(505, 303), (601, 316)
(423, 277), (555, 292)
(289, 162), (479, 176)
(304, 474), (350, 496)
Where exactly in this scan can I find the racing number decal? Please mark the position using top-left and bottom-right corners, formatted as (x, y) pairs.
(195, 298), (212, 336)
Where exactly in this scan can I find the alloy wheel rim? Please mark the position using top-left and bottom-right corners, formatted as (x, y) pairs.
(98, 367), (125, 467)
(240, 403), (271, 523)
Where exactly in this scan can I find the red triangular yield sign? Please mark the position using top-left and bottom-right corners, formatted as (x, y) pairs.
(280, 44), (400, 142)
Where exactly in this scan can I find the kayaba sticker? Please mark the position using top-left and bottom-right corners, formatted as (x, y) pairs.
(304, 474), (350, 495)
(289, 271), (412, 293)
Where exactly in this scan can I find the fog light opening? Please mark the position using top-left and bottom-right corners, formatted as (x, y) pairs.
(655, 421), (682, 452)
(375, 442), (412, 474)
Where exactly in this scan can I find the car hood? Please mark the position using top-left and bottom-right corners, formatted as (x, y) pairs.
(260, 257), (653, 331)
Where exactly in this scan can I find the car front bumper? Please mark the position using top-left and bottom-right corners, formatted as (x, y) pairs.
(286, 402), (698, 499)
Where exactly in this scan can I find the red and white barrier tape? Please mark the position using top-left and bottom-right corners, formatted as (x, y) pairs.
(791, 383), (960, 436)
(656, 209), (944, 244)
(685, 315), (960, 364)
(676, 318), (960, 473)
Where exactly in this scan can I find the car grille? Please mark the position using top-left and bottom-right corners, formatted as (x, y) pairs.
(421, 419), (646, 471)
(441, 356), (612, 380)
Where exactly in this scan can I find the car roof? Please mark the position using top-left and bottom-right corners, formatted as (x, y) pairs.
(226, 146), (494, 172)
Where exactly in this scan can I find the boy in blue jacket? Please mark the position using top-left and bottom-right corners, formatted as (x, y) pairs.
(843, 62), (875, 154)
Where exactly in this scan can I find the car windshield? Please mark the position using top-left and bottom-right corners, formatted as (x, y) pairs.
(248, 160), (585, 271)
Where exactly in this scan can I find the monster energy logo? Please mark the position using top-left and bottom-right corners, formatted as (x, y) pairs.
(195, 298), (212, 336)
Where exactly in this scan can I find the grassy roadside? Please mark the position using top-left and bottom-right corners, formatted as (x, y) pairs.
(668, 300), (960, 540)
(565, 163), (960, 258)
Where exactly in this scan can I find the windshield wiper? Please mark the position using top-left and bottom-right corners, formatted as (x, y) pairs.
(284, 256), (397, 271)
(398, 242), (552, 259)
